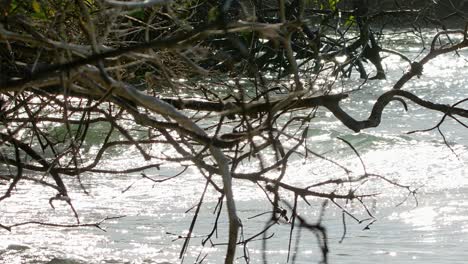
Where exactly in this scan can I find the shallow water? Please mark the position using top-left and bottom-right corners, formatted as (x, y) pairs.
(1, 34), (468, 263)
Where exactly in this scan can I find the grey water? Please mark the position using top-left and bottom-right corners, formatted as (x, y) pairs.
(1, 34), (468, 263)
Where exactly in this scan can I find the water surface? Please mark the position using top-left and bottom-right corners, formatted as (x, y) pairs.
(1, 33), (468, 264)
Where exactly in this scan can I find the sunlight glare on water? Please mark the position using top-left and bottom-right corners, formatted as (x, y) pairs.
(1, 32), (468, 264)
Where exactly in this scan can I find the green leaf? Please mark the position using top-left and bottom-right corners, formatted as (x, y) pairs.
(345, 15), (355, 26)
(31, 0), (49, 19)
(329, 0), (341, 11)
(208, 6), (218, 22)
(129, 8), (145, 20)
(32, 0), (41, 14)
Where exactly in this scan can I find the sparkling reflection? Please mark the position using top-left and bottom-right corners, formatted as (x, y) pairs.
(1, 32), (468, 264)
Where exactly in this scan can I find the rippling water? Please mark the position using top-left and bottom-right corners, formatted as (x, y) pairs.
(1, 33), (468, 264)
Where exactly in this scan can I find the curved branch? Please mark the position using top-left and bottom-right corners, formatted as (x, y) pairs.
(393, 32), (468, 90)
(324, 90), (468, 132)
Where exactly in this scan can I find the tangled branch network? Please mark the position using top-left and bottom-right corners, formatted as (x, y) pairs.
(1, 0), (468, 263)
